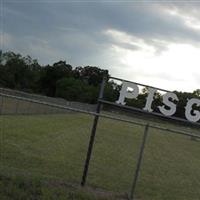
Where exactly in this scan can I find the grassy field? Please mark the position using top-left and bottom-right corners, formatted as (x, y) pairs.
(0, 110), (200, 199)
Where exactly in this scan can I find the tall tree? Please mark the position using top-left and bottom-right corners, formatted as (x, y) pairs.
(39, 61), (72, 96)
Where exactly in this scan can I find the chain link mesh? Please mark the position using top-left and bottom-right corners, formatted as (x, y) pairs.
(134, 127), (200, 200)
(0, 94), (200, 199)
(0, 95), (93, 185)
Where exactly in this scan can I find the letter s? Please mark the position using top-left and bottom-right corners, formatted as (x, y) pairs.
(158, 92), (179, 116)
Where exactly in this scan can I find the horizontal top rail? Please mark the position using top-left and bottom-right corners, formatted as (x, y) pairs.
(1, 92), (200, 139)
(99, 99), (200, 128)
(109, 76), (172, 93)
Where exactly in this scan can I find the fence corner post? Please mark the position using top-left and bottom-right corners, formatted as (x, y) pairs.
(81, 77), (106, 187)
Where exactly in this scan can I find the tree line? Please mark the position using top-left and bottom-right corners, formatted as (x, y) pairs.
(0, 50), (118, 104)
(0, 50), (200, 119)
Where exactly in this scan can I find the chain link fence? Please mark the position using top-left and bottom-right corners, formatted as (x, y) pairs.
(134, 127), (200, 200)
(87, 118), (144, 194)
(0, 94), (93, 185)
(0, 91), (200, 199)
(0, 87), (96, 114)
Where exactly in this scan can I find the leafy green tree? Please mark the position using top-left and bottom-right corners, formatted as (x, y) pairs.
(1, 52), (28, 89)
(193, 89), (200, 97)
(56, 77), (98, 103)
(74, 66), (109, 86)
(39, 61), (72, 96)
(103, 81), (120, 102)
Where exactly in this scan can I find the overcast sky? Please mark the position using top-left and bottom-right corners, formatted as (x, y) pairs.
(1, 1), (200, 92)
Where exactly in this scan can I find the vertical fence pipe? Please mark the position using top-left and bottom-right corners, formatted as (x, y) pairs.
(15, 99), (19, 114)
(81, 77), (106, 186)
(0, 95), (3, 165)
(130, 124), (149, 200)
(0, 95), (3, 115)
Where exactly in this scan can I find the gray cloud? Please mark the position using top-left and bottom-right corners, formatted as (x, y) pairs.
(4, 2), (200, 53)
(2, 2), (200, 77)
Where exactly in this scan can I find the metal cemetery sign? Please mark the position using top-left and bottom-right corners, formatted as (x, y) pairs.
(81, 76), (200, 200)
(1, 76), (200, 200)
(115, 79), (200, 123)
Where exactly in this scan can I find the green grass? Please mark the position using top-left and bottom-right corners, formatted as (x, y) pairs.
(0, 112), (200, 200)
(0, 175), (117, 200)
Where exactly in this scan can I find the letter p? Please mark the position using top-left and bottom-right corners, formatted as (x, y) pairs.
(116, 81), (139, 105)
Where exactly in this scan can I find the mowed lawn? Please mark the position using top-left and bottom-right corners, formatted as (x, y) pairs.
(0, 112), (200, 200)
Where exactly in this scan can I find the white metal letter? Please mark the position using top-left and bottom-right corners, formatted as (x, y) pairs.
(185, 98), (200, 122)
(143, 87), (157, 112)
(158, 92), (178, 116)
(116, 81), (139, 105)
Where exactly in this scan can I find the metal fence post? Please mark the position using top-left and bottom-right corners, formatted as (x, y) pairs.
(0, 95), (3, 165)
(0, 95), (3, 115)
(130, 123), (149, 200)
(15, 99), (19, 114)
(81, 77), (106, 186)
